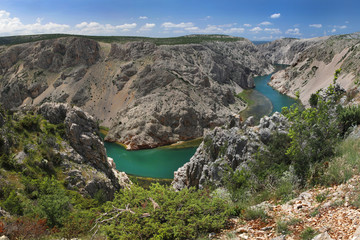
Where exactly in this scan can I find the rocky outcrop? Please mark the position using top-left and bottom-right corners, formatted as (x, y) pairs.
(104, 40), (272, 149)
(260, 34), (360, 105)
(217, 175), (360, 239)
(37, 102), (131, 200)
(172, 112), (289, 190)
(0, 36), (273, 149)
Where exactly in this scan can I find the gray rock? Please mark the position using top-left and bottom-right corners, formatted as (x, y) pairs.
(38, 103), (130, 200)
(173, 112), (289, 190)
(350, 225), (360, 240)
(271, 235), (286, 240)
(14, 151), (27, 165)
(243, 116), (255, 127)
(312, 232), (333, 240)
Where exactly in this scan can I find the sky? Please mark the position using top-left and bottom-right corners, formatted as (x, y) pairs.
(0, 0), (358, 40)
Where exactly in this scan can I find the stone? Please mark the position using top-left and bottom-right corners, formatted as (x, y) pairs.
(312, 232), (333, 240)
(350, 225), (360, 240)
(172, 112), (289, 190)
(271, 235), (286, 240)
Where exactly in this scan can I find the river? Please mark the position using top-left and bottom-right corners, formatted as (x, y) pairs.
(104, 71), (296, 179)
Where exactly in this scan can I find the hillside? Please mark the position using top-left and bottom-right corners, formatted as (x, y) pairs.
(259, 34), (360, 105)
(0, 35), (272, 149)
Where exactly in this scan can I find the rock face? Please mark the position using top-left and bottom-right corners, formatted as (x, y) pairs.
(105, 40), (272, 149)
(259, 34), (360, 105)
(172, 112), (289, 190)
(37, 102), (131, 200)
(0, 36), (272, 149)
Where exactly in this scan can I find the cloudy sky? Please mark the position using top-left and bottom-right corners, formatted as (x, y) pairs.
(0, 0), (358, 40)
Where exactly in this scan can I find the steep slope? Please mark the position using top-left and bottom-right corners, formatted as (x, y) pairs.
(0, 36), (273, 149)
(260, 34), (360, 105)
(172, 112), (289, 190)
(0, 103), (130, 202)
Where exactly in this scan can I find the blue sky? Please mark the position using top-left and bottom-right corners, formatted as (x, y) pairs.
(0, 0), (358, 40)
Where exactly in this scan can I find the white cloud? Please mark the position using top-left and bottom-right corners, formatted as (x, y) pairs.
(224, 28), (245, 34)
(286, 28), (301, 36)
(185, 27), (199, 31)
(217, 23), (237, 28)
(139, 16), (148, 20)
(243, 24), (252, 27)
(309, 24), (322, 28)
(259, 21), (272, 26)
(336, 25), (347, 29)
(250, 27), (263, 33)
(161, 22), (194, 29)
(75, 21), (136, 34)
(331, 29), (336, 33)
(139, 23), (155, 31)
(264, 28), (282, 34)
(270, 13), (281, 19)
(0, 10), (70, 35)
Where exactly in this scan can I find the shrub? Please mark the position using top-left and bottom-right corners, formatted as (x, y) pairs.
(309, 93), (318, 107)
(242, 207), (269, 221)
(300, 227), (318, 240)
(337, 105), (360, 135)
(2, 217), (49, 240)
(97, 183), (230, 240)
(283, 97), (340, 185)
(1, 190), (23, 215)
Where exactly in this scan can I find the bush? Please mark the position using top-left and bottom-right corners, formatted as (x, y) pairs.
(300, 227), (318, 240)
(283, 97), (340, 185)
(97, 183), (230, 240)
(1, 190), (23, 215)
(243, 207), (269, 221)
(337, 105), (360, 135)
(309, 93), (318, 107)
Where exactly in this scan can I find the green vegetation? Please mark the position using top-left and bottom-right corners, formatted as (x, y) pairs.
(300, 227), (318, 240)
(1, 68), (360, 239)
(235, 90), (255, 105)
(242, 207), (269, 221)
(97, 184), (230, 240)
(159, 137), (203, 149)
(0, 33), (244, 46)
(0, 110), (98, 239)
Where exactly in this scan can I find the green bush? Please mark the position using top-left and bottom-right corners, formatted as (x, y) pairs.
(300, 227), (318, 240)
(337, 105), (360, 135)
(309, 93), (318, 107)
(1, 190), (23, 215)
(283, 98), (340, 185)
(242, 207), (269, 221)
(98, 183), (230, 240)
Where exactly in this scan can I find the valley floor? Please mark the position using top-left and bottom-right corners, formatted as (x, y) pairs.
(216, 175), (360, 240)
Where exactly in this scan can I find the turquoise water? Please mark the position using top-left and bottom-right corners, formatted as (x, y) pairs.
(253, 74), (297, 114)
(104, 71), (296, 179)
(104, 141), (196, 179)
(241, 73), (297, 122)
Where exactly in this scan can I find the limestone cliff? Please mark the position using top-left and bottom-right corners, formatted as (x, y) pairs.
(0, 36), (272, 149)
(259, 33), (360, 105)
(37, 102), (131, 200)
(172, 112), (289, 190)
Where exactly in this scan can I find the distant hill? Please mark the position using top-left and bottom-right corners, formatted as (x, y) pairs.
(0, 33), (244, 46)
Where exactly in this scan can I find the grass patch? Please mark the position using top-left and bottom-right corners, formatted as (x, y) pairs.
(300, 227), (318, 240)
(315, 192), (328, 203)
(235, 90), (255, 105)
(321, 137), (360, 185)
(243, 207), (269, 221)
(159, 137), (203, 149)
